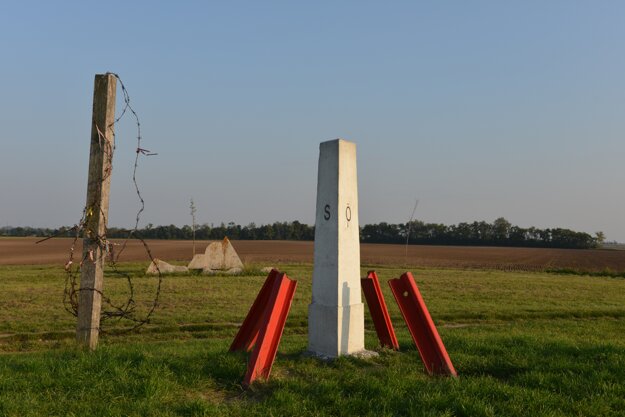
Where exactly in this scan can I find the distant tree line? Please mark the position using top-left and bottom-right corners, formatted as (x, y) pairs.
(110, 221), (316, 241)
(0, 221), (315, 242)
(0, 217), (602, 249)
(362, 217), (601, 249)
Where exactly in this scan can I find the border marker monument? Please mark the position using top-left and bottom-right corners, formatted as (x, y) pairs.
(308, 139), (368, 358)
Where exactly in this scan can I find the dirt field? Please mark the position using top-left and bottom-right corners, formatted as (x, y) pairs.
(2, 237), (624, 272)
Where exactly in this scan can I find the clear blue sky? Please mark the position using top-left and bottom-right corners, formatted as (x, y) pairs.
(1, 1), (624, 240)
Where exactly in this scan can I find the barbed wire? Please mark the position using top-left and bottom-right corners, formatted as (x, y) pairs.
(54, 73), (162, 332)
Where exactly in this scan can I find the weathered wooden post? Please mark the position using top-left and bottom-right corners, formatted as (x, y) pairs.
(76, 73), (117, 349)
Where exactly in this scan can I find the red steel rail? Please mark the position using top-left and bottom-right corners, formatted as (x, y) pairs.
(361, 270), (399, 350)
(388, 272), (457, 377)
(229, 269), (298, 386)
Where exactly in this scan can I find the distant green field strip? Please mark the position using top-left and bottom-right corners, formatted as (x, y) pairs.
(2, 309), (625, 352)
(1, 263), (625, 334)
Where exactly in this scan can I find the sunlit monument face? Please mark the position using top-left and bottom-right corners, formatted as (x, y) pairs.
(308, 139), (365, 358)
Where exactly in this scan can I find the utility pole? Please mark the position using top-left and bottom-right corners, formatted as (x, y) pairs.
(190, 198), (197, 256)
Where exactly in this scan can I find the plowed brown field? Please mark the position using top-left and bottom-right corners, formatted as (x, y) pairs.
(2, 237), (624, 272)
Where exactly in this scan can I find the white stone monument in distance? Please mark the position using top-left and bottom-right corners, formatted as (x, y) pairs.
(308, 139), (366, 358)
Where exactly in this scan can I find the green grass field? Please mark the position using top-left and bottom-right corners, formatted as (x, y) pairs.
(1, 263), (624, 416)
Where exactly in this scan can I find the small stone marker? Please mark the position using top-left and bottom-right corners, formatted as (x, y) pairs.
(146, 259), (188, 274)
(186, 237), (244, 274)
(206, 237), (243, 271)
(308, 139), (367, 358)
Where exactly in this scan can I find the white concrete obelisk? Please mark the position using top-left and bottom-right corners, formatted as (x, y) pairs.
(308, 139), (365, 358)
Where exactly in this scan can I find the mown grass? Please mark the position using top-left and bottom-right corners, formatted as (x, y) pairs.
(1, 263), (625, 416)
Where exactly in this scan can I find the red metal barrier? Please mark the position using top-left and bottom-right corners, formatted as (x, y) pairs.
(388, 272), (457, 377)
(361, 271), (399, 350)
(243, 273), (297, 385)
(229, 269), (280, 352)
(229, 269), (298, 386)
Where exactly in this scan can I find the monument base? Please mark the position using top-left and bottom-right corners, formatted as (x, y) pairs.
(303, 349), (379, 362)
(307, 302), (366, 358)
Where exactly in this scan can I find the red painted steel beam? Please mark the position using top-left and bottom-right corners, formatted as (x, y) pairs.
(361, 271), (399, 350)
(229, 269), (280, 352)
(244, 272), (297, 386)
(388, 272), (457, 377)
